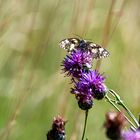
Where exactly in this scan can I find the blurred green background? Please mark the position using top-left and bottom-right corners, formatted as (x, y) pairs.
(0, 0), (140, 139)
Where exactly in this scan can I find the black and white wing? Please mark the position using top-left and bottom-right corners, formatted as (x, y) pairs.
(87, 42), (110, 59)
(59, 38), (110, 59)
(59, 38), (80, 53)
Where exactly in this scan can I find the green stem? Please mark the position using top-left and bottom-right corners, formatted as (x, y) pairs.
(81, 110), (88, 140)
(109, 89), (140, 128)
(105, 94), (137, 130)
(121, 101), (139, 128)
(139, 114), (140, 124)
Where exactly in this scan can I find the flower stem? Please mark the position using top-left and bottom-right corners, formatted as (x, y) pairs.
(120, 99), (139, 127)
(81, 110), (89, 140)
(105, 94), (137, 130)
(109, 89), (140, 128)
(139, 114), (140, 124)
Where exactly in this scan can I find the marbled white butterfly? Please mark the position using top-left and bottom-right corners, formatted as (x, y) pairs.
(59, 38), (110, 59)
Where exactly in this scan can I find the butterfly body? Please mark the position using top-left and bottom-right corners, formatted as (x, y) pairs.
(59, 38), (110, 59)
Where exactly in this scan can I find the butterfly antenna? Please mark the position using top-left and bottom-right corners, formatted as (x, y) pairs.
(81, 33), (92, 41)
(73, 34), (83, 39)
(79, 36), (93, 42)
(85, 37), (92, 41)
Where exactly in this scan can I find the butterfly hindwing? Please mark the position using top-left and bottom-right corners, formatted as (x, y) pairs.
(87, 42), (110, 59)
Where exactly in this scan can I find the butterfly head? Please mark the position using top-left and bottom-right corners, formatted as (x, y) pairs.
(79, 40), (87, 50)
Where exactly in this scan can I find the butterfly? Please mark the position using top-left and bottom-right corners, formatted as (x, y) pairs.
(59, 38), (110, 59)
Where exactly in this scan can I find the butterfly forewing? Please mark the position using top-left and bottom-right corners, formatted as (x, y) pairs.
(59, 38), (80, 52)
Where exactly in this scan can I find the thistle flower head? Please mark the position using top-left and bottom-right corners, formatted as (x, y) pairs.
(72, 70), (107, 100)
(71, 70), (106, 110)
(104, 111), (126, 140)
(62, 50), (93, 79)
(47, 116), (66, 140)
(73, 88), (93, 110)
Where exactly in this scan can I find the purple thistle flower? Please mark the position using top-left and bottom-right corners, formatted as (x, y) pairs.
(72, 70), (107, 100)
(71, 70), (107, 110)
(122, 130), (140, 140)
(62, 50), (93, 79)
